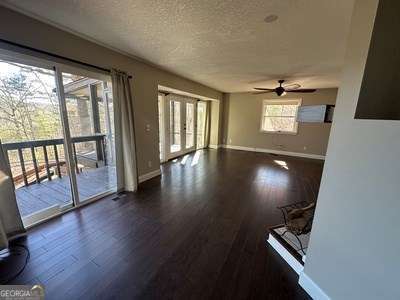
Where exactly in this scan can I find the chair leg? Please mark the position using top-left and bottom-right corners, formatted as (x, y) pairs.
(280, 230), (307, 256)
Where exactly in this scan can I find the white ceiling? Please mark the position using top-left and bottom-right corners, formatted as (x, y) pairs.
(3, 0), (355, 93)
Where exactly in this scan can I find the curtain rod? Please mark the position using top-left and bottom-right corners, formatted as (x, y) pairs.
(0, 38), (132, 78)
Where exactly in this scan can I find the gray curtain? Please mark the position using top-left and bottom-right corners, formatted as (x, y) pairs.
(0, 141), (25, 250)
(111, 70), (138, 192)
(204, 101), (211, 148)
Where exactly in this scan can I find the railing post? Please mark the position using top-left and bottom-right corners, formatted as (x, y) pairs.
(102, 136), (107, 166)
(42, 146), (52, 181)
(72, 143), (80, 174)
(53, 144), (62, 178)
(30, 147), (40, 184)
(17, 148), (28, 187)
(96, 138), (104, 163)
(3, 148), (11, 175)
(89, 84), (103, 163)
(102, 82), (114, 164)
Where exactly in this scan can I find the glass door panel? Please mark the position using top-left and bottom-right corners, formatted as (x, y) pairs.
(60, 71), (117, 203)
(164, 96), (197, 159)
(196, 101), (207, 149)
(169, 100), (181, 153)
(185, 102), (195, 149)
(0, 59), (73, 225)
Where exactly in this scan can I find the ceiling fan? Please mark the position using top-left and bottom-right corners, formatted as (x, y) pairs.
(253, 80), (316, 96)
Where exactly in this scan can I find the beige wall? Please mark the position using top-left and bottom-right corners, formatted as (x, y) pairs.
(209, 100), (221, 146)
(0, 6), (222, 176)
(222, 89), (337, 156)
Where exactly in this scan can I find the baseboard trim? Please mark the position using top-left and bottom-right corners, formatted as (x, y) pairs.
(208, 144), (221, 149)
(267, 233), (304, 275)
(138, 168), (162, 183)
(222, 144), (325, 160)
(299, 272), (330, 300)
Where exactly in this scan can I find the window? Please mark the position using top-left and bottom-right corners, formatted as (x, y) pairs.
(260, 99), (301, 134)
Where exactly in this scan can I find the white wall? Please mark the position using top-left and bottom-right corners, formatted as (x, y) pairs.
(303, 0), (400, 299)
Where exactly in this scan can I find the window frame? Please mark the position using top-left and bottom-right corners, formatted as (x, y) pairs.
(260, 99), (302, 135)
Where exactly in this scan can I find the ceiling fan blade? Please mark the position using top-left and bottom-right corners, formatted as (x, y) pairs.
(283, 83), (301, 90)
(286, 89), (316, 93)
(253, 87), (275, 91)
(253, 91), (275, 94)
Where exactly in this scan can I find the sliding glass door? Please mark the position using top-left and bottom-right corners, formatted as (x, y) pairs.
(0, 53), (117, 226)
(0, 59), (75, 225)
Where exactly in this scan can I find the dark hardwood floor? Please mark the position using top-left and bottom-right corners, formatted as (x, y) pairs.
(1, 149), (323, 299)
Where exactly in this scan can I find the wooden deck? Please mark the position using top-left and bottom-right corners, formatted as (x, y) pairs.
(16, 166), (116, 217)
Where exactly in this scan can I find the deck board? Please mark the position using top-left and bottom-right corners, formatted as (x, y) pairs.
(16, 166), (116, 217)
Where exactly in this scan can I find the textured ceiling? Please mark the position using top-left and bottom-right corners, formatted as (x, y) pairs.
(3, 0), (355, 92)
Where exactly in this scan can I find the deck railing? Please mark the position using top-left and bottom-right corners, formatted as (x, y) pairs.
(2, 134), (107, 188)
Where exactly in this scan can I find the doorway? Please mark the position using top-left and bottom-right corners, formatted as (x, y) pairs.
(165, 95), (197, 159)
(158, 93), (209, 161)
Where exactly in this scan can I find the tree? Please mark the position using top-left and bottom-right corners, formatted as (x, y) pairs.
(0, 73), (37, 141)
(0, 61), (61, 143)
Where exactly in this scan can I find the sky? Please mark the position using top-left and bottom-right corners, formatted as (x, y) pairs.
(0, 60), (78, 105)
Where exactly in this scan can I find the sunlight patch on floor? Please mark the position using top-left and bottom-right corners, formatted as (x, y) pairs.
(274, 160), (289, 170)
(180, 155), (189, 165)
(191, 151), (201, 167)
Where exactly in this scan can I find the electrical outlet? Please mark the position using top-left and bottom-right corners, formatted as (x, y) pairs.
(229, 138), (232, 144)
(148, 160), (152, 168)
(303, 146), (307, 150)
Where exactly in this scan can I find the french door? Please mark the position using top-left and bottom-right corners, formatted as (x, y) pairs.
(165, 96), (197, 160)
(196, 101), (207, 149)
